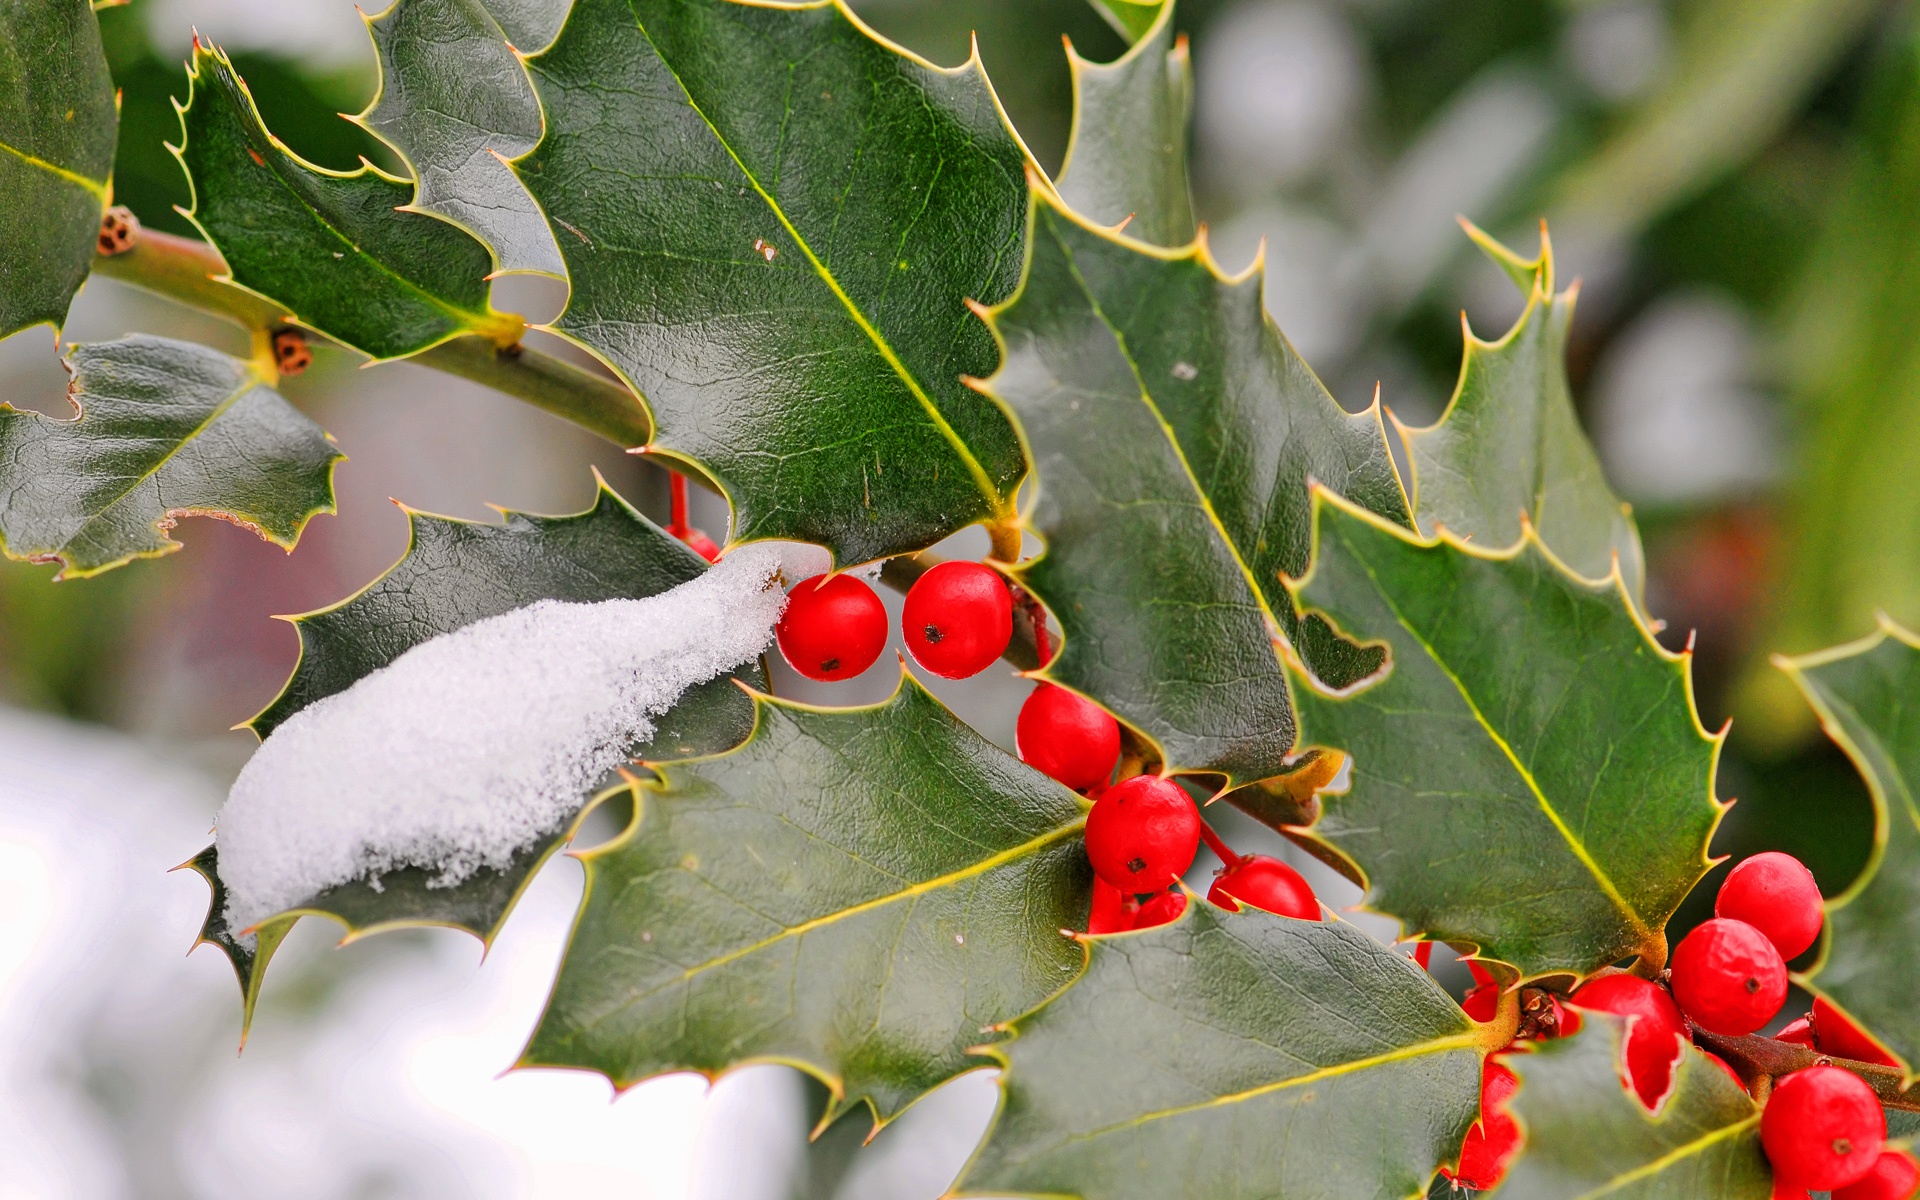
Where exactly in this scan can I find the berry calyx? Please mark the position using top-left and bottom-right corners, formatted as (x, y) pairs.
(1761, 1066), (1885, 1190)
(776, 574), (888, 681)
(901, 560), (1012, 678)
(1717, 851), (1824, 959)
(1813, 996), (1901, 1068)
(1083, 775), (1200, 893)
(1448, 1058), (1521, 1191)
(1208, 855), (1319, 920)
(1132, 888), (1187, 929)
(1569, 975), (1688, 1109)
(1669, 917), (1788, 1036)
(1018, 684), (1121, 790)
(1834, 1150), (1920, 1200)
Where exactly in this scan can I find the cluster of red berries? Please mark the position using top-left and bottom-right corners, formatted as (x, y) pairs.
(1439, 852), (1914, 1197)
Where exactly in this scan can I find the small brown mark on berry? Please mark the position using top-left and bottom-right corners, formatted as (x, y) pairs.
(923, 624), (943, 644)
(1126, 857), (1147, 874)
(820, 658), (840, 673)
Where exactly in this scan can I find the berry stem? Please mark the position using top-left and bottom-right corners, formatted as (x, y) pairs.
(1197, 818), (1241, 869)
(1691, 1028), (1920, 1112)
(668, 471), (691, 535)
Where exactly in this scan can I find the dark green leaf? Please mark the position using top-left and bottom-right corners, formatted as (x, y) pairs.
(1289, 491), (1721, 979)
(958, 903), (1483, 1200)
(521, 675), (1089, 1119)
(0, 334), (340, 579)
(1398, 226), (1646, 602)
(516, 0), (1031, 564)
(0, 0), (116, 338)
(195, 480), (760, 1028)
(356, 0), (565, 276)
(1056, 0), (1193, 248)
(977, 192), (1409, 784)
(1085, 0), (1165, 44)
(1778, 619), (1920, 1076)
(1495, 1017), (1769, 1198)
(176, 42), (522, 360)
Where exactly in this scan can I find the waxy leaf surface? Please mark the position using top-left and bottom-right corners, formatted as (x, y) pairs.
(196, 482), (760, 1025)
(0, 0), (116, 338)
(358, 0), (566, 276)
(522, 677), (1089, 1119)
(517, 0), (1030, 564)
(0, 335), (340, 579)
(1399, 230), (1645, 601)
(1779, 619), (1920, 1076)
(1496, 1017), (1770, 1198)
(959, 904), (1481, 1200)
(1055, 0), (1193, 248)
(978, 193), (1409, 784)
(1290, 494), (1720, 979)
(177, 43), (520, 359)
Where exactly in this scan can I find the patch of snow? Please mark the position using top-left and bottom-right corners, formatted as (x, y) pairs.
(215, 541), (828, 935)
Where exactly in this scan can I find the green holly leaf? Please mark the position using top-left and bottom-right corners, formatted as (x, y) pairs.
(520, 675), (1090, 1120)
(1777, 618), (1920, 1077)
(975, 192), (1410, 784)
(1495, 1017), (1770, 1198)
(0, 335), (341, 579)
(515, 0), (1032, 564)
(957, 903), (1484, 1200)
(0, 0), (116, 339)
(1398, 225), (1646, 603)
(175, 42), (523, 360)
(355, 0), (566, 277)
(1288, 491), (1721, 980)
(1085, 0), (1165, 44)
(1056, 0), (1194, 248)
(194, 480), (760, 1030)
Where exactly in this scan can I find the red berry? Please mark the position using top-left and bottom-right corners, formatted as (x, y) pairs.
(1087, 878), (1133, 935)
(901, 561), (1011, 679)
(1761, 1066), (1885, 1190)
(680, 528), (721, 562)
(1018, 684), (1121, 790)
(1207, 855), (1319, 920)
(1462, 981), (1501, 1024)
(1814, 996), (1901, 1068)
(1132, 888), (1187, 929)
(1083, 775), (1200, 892)
(776, 573), (888, 681)
(1569, 975), (1687, 1109)
(1718, 852), (1824, 959)
(1670, 918), (1788, 1036)
(1776, 1016), (1816, 1047)
(1700, 1049), (1746, 1088)
(1451, 1058), (1521, 1190)
(1835, 1150), (1920, 1200)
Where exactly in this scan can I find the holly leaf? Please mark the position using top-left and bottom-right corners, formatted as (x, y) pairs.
(1777, 618), (1920, 1077)
(355, 0), (566, 277)
(1495, 1016), (1770, 1198)
(974, 191), (1409, 785)
(520, 674), (1090, 1120)
(956, 903), (1484, 1200)
(1398, 225), (1646, 603)
(175, 41), (523, 360)
(1056, 0), (1193, 248)
(0, 0), (116, 338)
(1085, 0), (1165, 44)
(0, 334), (341, 579)
(1288, 491), (1721, 980)
(515, 0), (1032, 564)
(194, 479), (760, 1030)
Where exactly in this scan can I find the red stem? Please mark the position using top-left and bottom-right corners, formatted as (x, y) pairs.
(1466, 959), (1494, 987)
(668, 471), (690, 535)
(1413, 941), (1433, 971)
(1197, 818), (1240, 869)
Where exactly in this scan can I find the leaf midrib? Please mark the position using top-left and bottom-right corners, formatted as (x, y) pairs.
(0, 135), (108, 198)
(1570, 1113), (1757, 1200)
(1334, 521), (1657, 950)
(632, 14), (1010, 519)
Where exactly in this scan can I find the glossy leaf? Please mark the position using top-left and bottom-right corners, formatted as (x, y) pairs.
(175, 42), (523, 360)
(516, 0), (1031, 564)
(1778, 619), (1920, 1077)
(976, 191), (1409, 784)
(356, 0), (566, 276)
(1495, 1017), (1770, 1198)
(1398, 226), (1646, 602)
(1289, 491), (1721, 979)
(1085, 0), (1164, 44)
(958, 903), (1483, 1200)
(0, 0), (116, 338)
(195, 480), (761, 1027)
(520, 675), (1089, 1120)
(1056, 0), (1193, 248)
(0, 335), (341, 579)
